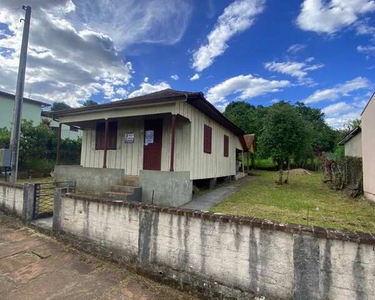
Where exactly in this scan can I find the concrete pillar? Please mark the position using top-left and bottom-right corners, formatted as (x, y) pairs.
(22, 183), (35, 222)
(53, 188), (63, 233)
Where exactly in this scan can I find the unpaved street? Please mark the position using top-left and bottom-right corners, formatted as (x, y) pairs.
(0, 212), (199, 300)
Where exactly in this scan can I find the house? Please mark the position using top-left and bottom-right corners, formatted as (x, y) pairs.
(361, 92), (375, 202)
(0, 91), (50, 129)
(338, 127), (362, 157)
(42, 111), (82, 140)
(52, 89), (248, 206)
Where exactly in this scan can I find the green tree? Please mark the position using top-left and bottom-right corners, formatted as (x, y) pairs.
(0, 127), (10, 149)
(259, 102), (311, 184)
(51, 102), (71, 111)
(82, 99), (98, 107)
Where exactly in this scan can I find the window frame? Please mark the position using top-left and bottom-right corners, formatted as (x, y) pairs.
(203, 124), (212, 154)
(224, 134), (229, 157)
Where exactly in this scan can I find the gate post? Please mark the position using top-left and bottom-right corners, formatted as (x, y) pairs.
(22, 183), (35, 222)
(53, 187), (63, 233)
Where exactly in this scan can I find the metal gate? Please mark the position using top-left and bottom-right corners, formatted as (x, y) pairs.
(33, 181), (75, 219)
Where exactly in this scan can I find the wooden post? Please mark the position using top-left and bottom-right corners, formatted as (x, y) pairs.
(170, 114), (176, 171)
(103, 119), (109, 168)
(56, 123), (62, 165)
(247, 152), (250, 172)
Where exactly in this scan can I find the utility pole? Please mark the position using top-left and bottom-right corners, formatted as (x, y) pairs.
(9, 6), (31, 184)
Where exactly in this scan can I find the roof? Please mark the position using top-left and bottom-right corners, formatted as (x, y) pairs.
(0, 90), (51, 107)
(243, 134), (255, 149)
(338, 127), (362, 146)
(361, 91), (375, 116)
(52, 89), (245, 136)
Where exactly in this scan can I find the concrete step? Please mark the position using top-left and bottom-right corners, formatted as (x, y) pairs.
(122, 177), (140, 187)
(105, 191), (133, 200)
(110, 185), (137, 193)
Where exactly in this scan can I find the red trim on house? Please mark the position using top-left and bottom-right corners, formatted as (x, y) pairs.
(224, 135), (229, 157)
(204, 124), (212, 154)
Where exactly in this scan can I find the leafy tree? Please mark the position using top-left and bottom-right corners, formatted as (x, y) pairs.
(0, 127), (10, 149)
(344, 119), (361, 132)
(82, 99), (98, 107)
(51, 102), (71, 111)
(258, 102), (311, 184)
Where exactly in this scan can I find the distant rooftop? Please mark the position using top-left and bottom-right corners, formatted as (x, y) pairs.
(0, 90), (51, 107)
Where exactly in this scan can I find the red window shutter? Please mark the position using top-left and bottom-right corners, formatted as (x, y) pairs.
(204, 124), (212, 154)
(95, 121), (117, 150)
(224, 135), (229, 157)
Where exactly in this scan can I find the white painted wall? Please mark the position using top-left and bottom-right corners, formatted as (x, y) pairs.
(58, 196), (375, 300)
(344, 132), (362, 157)
(362, 93), (375, 202)
(0, 183), (24, 215)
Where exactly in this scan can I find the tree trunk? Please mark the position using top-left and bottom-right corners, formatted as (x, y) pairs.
(278, 161), (283, 185)
(285, 158), (290, 184)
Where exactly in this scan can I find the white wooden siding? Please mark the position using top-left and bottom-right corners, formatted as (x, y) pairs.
(175, 101), (243, 180)
(78, 100), (243, 180)
(80, 115), (191, 175)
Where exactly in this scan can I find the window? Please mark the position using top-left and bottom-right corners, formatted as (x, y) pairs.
(203, 124), (212, 154)
(95, 121), (117, 150)
(224, 135), (229, 157)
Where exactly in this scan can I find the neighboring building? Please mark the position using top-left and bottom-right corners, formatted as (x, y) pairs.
(0, 91), (50, 129)
(42, 111), (82, 140)
(361, 92), (375, 203)
(338, 127), (362, 158)
(52, 89), (247, 206)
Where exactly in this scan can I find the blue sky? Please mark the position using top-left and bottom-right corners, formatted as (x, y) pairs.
(0, 0), (375, 128)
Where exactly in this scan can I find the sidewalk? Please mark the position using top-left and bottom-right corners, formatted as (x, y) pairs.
(181, 175), (254, 211)
(0, 212), (197, 300)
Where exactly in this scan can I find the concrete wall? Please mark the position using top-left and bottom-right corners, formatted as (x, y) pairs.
(345, 132), (362, 157)
(0, 182), (24, 215)
(54, 165), (125, 194)
(362, 93), (375, 203)
(140, 170), (192, 206)
(55, 195), (375, 300)
(0, 95), (43, 129)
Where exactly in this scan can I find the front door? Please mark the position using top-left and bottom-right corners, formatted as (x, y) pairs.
(143, 119), (163, 170)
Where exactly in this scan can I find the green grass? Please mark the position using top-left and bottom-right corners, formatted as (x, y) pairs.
(210, 170), (375, 233)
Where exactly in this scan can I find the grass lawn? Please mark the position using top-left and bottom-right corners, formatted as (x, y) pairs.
(210, 170), (375, 233)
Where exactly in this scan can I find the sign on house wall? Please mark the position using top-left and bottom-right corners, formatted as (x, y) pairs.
(145, 130), (154, 145)
(124, 133), (135, 144)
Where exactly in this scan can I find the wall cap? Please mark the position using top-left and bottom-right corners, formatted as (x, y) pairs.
(62, 193), (375, 246)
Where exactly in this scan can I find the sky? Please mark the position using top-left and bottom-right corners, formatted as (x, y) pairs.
(0, 0), (374, 129)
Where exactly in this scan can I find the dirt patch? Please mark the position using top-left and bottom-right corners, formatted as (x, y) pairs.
(289, 168), (312, 175)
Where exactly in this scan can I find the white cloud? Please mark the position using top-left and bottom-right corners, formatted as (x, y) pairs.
(190, 73), (200, 81)
(170, 74), (179, 80)
(297, 0), (375, 34)
(357, 45), (375, 54)
(303, 77), (370, 104)
(287, 44), (306, 53)
(192, 0), (265, 72)
(264, 60), (324, 84)
(144, 77), (149, 83)
(0, 0), (191, 106)
(206, 74), (290, 111)
(115, 87), (128, 97)
(128, 80), (170, 98)
(323, 100), (367, 128)
(70, 0), (192, 49)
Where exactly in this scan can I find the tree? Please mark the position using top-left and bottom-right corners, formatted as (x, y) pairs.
(51, 102), (71, 111)
(258, 102), (311, 184)
(0, 127), (10, 149)
(82, 99), (98, 107)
